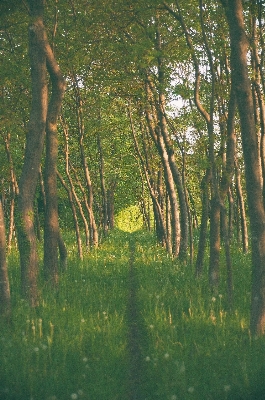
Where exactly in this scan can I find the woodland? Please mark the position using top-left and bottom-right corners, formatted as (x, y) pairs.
(1, 0), (265, 399)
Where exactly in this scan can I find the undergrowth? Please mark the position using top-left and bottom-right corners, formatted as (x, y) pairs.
(0, 229), (264, 399)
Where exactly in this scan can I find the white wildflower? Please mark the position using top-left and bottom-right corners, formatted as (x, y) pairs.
(179, 362), (185, 373)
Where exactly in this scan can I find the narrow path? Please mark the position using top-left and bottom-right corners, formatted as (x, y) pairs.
(127, 237), (148, 400)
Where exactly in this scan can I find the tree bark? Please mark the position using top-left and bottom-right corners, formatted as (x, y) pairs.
(71, 72), (98, 248)
(17, 0), (48, 306)
(219, 87), (237, 307)
(235, 159), (248, 253)
(0, 199), (11, 319)
(222, 0), (265, 335)
(195, 169), (210, 277)
(129, 105), (170, 251)
(61, 116), (90, 250)
(97, 133), (108, 236)
(1, 132), (19, 250)
(171, 0), (221, 281)
(144, 84), (180, 256)
(107, 186), (115, 230)
(156, 129), (180, 257)
(57, 172), (83, 259)
(43, 23), (67, 285)
(155, 19), (189, 260)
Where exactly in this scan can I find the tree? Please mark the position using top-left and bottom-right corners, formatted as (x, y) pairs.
(0, 199), (11, 319)
(17, 0), (66, 301)
(16, 0), (48, 306)
(43, 9), (67, 285)
(221, 0), (265, 335)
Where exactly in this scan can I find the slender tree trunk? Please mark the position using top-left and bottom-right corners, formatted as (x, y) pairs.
(144, 92), (180, 256)
(17, 0), (48, 306)
(219, 87), (237, 307)
(72, 72), (98, 248)
(149, 17), (189, 259)
(250, 14), (265, 200)
(2, 132), (19, 250)
(69, 165), (91, 247)
(172, 1), (221, 280)
(155, 85), (189, 259)
(195, 169), (210, 277)
(228, 187), (234, 240)
(235, 159), (248, 253)
(129, 105), (169, 251)
(156, 130), (180, 257)
(43, 28), (66, 285)
(0, 199), (11, 319)
(60, 117), (90, 248)
(139, 170), (151, 231)
(97, 133), (108, 236)
(222, 0), (265, 335)
(57, 172), (83, 259)
(107, 184), (115, 230)
(208, 193), (221, 289)
(159, 113), (189, 260)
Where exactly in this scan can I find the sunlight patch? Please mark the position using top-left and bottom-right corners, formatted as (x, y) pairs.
(116, 205), (143, 232)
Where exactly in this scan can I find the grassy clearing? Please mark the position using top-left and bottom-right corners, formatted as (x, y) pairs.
(1, 229), (265, 399)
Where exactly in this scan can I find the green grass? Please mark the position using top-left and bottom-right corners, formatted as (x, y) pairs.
(0, 229), (264, 399)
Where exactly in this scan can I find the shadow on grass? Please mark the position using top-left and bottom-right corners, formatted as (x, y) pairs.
(126, 235), (159, 400)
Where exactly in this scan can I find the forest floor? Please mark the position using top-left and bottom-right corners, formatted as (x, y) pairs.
(1, 229), (265, 399)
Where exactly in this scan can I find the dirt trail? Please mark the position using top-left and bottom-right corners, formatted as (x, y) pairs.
(127, 238), (148, 400)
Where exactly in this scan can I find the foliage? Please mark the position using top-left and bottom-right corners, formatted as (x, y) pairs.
(116, 204), (144, 232)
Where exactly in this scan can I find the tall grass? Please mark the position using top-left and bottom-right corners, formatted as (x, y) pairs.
(0, 229), (264, 399)
(0, 230), (130, 400)
(133, 231), (264, 400)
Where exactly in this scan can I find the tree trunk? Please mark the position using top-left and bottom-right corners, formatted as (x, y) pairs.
(156, 130), (180, 257)
(152, 17), (189, 259)
(107, 181), (116, 230)
(156, 89), (189, 260)
(219, 87), (237, 307)
(195, 169), (210, 277)
(228, 187), (234, 240)
(208, 194), (221, 289)
(144, 90), (180, 256)
(173, 1), (221, 278)
(129, 105), (169, 250)
(57, 172), (83, 259)
(43, 28), (66, 285)
(222, 0), (265, 335)
(0, 199), (11, 319)
(17, 0), (48, 306)
(235, 160), (248, 253)
(97, 133), (108, 236)
(2, 132), (19, 250)
(72, 72), (98, 248)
